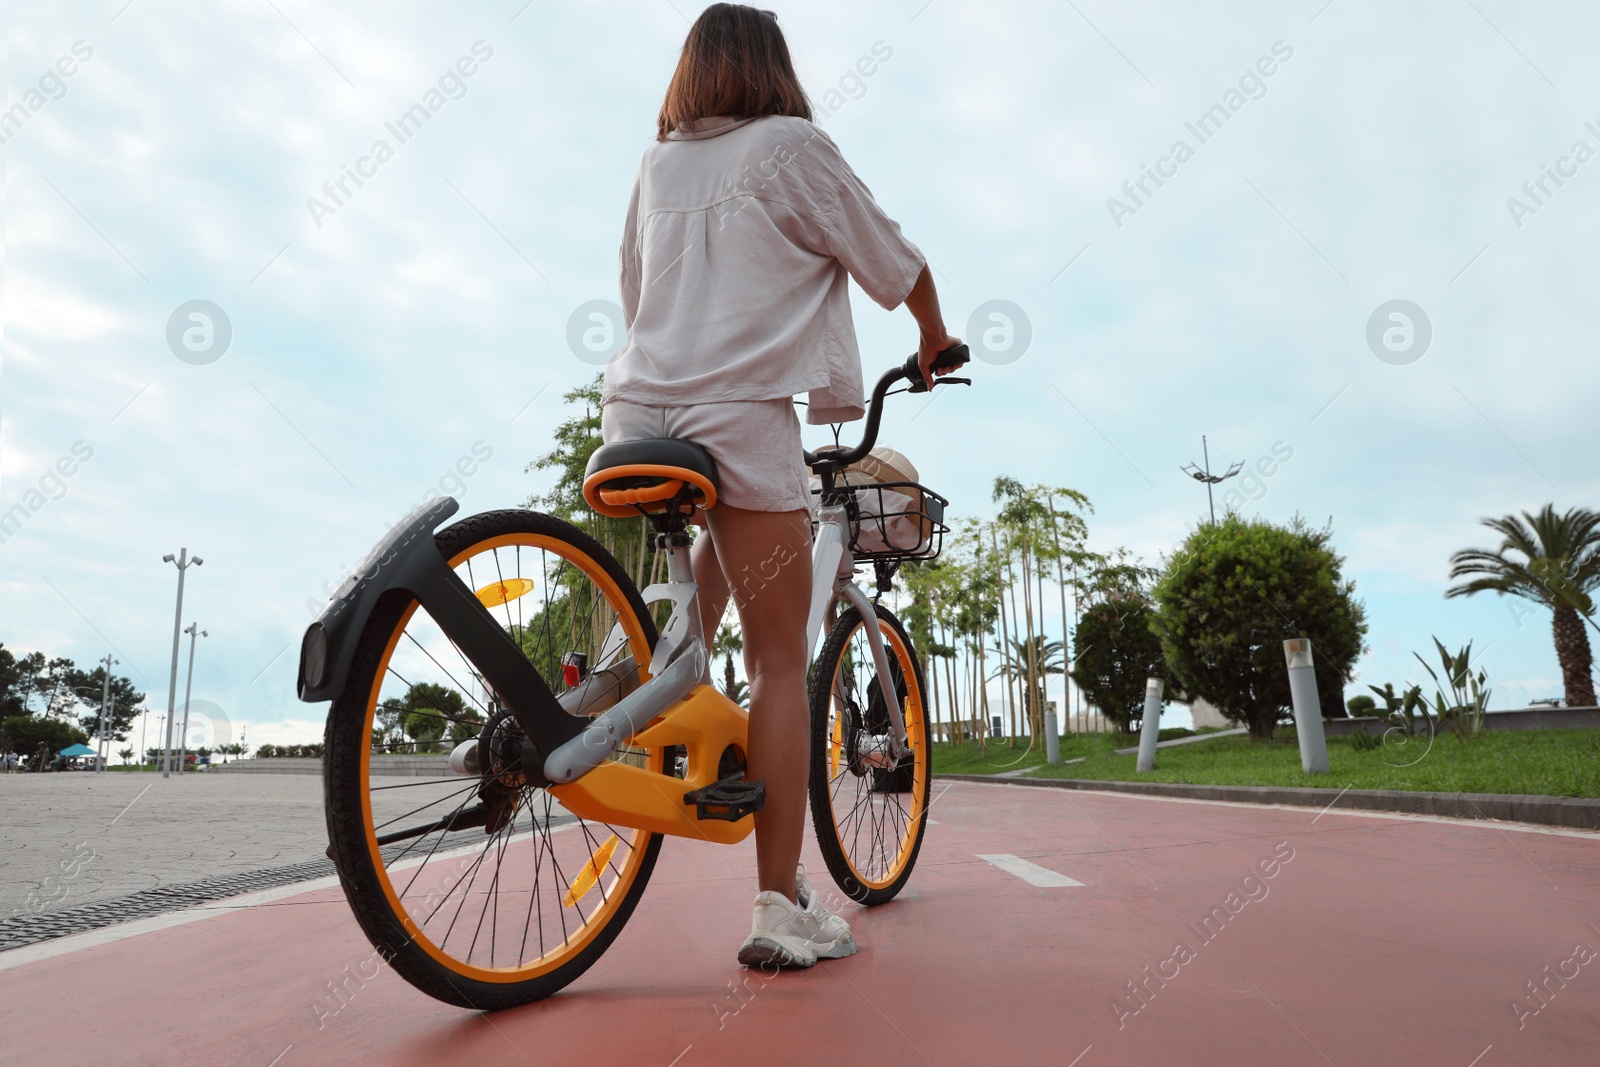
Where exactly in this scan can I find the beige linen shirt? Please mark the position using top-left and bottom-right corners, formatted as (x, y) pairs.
(602, 115), (926, 424)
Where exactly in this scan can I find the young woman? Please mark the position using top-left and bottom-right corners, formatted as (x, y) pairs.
(601, 3), (959, 968)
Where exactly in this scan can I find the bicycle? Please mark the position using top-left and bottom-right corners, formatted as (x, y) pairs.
(298, 344), (971, 1009)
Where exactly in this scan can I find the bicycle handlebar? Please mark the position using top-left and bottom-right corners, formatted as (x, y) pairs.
(803, 343), (971, 472)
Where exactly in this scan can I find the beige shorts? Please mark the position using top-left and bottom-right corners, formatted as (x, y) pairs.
(599, 398), (812, 513)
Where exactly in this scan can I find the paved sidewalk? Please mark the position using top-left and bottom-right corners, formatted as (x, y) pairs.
(0, 773), (328, 919)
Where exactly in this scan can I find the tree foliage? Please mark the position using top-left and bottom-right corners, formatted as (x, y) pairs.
(1150, 516), (1368, 740)
(1071, 598), (1170, 734)
(1346, 694), (1377, 717)
(1446, 504), (1600, 708)
(0, 644), (144, 739)
(65, 664), (145, 741)
(393, 682), (468, 752)
(2, 715), (89, 756)
(0, 646), (31, 719)
(404, 709), (447, 751)
(524, 375), (662, 597)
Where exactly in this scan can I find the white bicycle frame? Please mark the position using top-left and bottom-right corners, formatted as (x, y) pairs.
(541, 502), (910, 785)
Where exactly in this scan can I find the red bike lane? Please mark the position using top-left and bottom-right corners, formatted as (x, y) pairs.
(3, 780), (1598, 1066)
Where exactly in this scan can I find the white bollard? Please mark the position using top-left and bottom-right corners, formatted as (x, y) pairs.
(1136, 678), (1164, 772)
(1284, 638), (1330, 773)
(1044, 702), (1060, 764)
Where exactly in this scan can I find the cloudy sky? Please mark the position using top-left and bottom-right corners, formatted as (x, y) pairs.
(4, 0), (1597, 747)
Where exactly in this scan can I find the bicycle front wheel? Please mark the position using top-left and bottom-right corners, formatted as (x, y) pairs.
(323, 509), (662, 1010)
(808, 603), (931, 905)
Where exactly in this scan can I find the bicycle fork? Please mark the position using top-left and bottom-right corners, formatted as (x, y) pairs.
(809, 514), (912, 764)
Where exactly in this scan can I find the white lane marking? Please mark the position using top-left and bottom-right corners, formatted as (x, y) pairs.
(978, 854), (1084, 887)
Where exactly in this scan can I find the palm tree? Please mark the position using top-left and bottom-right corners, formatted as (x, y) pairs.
(1447, 505), (1600, 707)
(712, 624), (746, 706)
(118, 747), (134, 766)
(992, 636), (1065, 735)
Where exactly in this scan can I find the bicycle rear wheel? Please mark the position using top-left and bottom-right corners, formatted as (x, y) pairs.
(808, 603), (931, 905)
(323, 509), (662, 1010)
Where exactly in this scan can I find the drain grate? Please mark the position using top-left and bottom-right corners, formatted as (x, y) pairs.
(0, 855), (343, 953)
(0, 819), (576, 954)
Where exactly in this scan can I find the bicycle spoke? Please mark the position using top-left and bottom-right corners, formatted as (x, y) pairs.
(343, 522), (659, 991)
(382, 665), (487, 728)
(401, 631), (492, 718)
(373, 781), (482, 832)
(818, 614), (926, 887)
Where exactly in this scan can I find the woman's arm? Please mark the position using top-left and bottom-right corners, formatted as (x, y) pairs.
(903, 265), (961, 390)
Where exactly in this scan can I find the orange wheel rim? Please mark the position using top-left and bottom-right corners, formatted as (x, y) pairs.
(357, 531), (658, 983)
(823, 619), (927, 891)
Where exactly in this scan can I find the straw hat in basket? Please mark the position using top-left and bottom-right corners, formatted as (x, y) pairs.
(843, 446), (919, 487)
(843, 447), (934, 547)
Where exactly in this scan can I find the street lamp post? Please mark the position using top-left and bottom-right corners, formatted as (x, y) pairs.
(161, 549), (203, 777)
(97, 655), (116, 773)
(71, 679), (112, 773)
(178, 623), (208, 774)
(1180, 435), (1244, 526)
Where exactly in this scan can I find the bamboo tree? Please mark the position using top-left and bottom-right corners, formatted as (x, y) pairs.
(928, 587), (944, 739)
(1016, 526), (1037, 739)
(992, 524), (1018, 745)
(940, 603), (959, 744)
(1045, 491), (1091, 734)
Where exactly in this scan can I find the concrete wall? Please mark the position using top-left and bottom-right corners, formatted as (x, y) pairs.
(1323, 706), (1600, 737)
(212, 755), (452, 776)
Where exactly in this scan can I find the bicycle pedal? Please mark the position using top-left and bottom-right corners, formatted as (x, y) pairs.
(683, 774), (766, 822)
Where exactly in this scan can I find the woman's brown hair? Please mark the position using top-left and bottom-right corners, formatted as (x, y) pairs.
(657, 5), (811, 140)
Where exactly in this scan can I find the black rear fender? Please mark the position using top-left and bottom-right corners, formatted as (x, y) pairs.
(296, 498), (581, 759)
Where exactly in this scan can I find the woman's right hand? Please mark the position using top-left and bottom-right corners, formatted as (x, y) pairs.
(916, 332), (964, 391)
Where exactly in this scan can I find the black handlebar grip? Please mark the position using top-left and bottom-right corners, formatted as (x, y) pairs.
(903, 343), (971, 392)
(931, 343), (970, 371)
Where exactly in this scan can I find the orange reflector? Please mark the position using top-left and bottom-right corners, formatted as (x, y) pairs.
(475, 577), (535, 607)
(562, 835), (619, 908)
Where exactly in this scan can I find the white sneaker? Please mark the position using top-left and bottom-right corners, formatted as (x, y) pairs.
(737, 868), (858, 968)
(795, 866), (855, 949)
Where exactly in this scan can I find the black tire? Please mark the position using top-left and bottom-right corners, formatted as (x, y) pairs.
(807, 603), (932, 905)
(324, 509), (661, 1010)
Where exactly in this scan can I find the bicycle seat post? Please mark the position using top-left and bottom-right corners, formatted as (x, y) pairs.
(657, 526), (699, 632)
(647, 495), (711, 684)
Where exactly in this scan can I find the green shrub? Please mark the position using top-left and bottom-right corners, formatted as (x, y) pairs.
(1349, 730), (1382, 751)
(1070, 598), (1170, 733)
(1151, 516), (1368, 740)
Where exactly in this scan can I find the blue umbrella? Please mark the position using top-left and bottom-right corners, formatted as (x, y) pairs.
(58, 743), (96, 757)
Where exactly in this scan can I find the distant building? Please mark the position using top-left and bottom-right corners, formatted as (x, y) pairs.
(1186, 697), (1231, 730)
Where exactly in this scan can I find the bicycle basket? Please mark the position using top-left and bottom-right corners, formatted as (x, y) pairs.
(812, 480), (948, 562)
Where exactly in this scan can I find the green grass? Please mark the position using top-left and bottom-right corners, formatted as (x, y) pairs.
(931, 728), (1220, 775)
(932, 733), (1126, 774)
(980, 728), (1600, 798)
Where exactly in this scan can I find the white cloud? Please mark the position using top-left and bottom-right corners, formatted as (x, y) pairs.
(4, 0), (1598, 744)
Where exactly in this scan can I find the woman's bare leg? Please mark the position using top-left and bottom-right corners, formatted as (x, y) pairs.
(701, 505), (814, 904)
(691, 524), (730, 649)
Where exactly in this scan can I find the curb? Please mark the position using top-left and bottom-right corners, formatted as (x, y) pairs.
(934, 774), (1600, 830)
